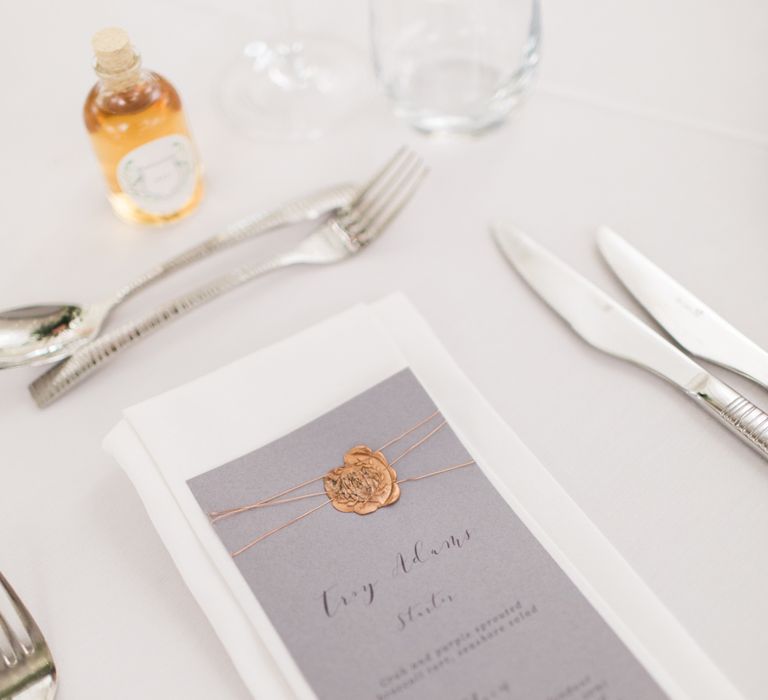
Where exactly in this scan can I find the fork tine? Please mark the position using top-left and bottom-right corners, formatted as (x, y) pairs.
(351, 150), (418, 219)
(0, 607), (25, 665)
(348, 146), (412, 209)
(354, 160), (429, 244)
(0, 572), (44, 651)
(352, 153), (424, 231)
(0, 612), (17, 666)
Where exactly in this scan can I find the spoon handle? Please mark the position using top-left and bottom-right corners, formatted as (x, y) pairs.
(110, 183), (356, 304)
(29, 254), (295, 408)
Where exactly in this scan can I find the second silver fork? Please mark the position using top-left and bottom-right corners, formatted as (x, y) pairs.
(30, 148), (428, 408)
(0, 572), (57, 700)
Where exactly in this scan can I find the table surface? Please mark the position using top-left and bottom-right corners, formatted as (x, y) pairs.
(2, 1), (767, 698)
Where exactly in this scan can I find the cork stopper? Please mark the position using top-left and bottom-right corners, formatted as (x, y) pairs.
(92, 27), (139, 76)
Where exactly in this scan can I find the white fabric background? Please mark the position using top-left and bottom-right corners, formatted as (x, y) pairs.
(1, 1), (767, 698)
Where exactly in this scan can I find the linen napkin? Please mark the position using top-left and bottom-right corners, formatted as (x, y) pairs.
(103, 293), (740, 700)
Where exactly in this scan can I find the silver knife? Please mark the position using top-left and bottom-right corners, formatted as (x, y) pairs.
(492, 223), (768, 461)
(597, 226), (768, 390)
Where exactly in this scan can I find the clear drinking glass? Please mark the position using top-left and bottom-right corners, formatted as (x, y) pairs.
(370, 0), (541, 134)
(219, 2), (364, 140)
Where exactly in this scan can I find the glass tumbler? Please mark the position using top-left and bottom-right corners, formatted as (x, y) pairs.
(370, 0), (541, 134)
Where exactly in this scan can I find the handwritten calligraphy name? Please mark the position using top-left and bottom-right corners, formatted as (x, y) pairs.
(392, 529), (472, 576)
(322, 582), (377, 618)
(320, 528), (473, 622)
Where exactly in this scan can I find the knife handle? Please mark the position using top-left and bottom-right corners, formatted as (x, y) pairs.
(693, 376), (768, 460)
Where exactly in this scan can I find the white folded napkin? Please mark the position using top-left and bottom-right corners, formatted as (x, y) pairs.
(103, 293), (740, 700)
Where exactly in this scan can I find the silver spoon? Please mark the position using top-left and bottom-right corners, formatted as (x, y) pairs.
(0, 183), (356, 369)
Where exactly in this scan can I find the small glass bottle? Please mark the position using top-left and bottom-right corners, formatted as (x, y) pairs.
(84, 27), (204, 225)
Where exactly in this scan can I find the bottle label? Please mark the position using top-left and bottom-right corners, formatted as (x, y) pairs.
(116, 134), (198, 215)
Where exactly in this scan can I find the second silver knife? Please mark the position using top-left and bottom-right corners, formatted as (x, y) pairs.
(493, 223), (768, 462)
(597, 226), (768, 390)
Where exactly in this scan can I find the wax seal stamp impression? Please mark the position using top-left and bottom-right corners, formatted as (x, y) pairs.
(323, 446), (401, 514)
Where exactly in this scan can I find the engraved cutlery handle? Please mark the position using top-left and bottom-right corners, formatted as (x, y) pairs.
(692, 375), (768, 460)
(29, 258), (288, 408)
(112, 183), (355, 303)
(717, 396), (768, 456)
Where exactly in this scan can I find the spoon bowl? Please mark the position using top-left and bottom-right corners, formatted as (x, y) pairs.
(0, 303), (109, 369)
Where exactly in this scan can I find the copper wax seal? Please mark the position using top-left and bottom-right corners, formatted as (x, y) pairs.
(323, 445), (401, 515)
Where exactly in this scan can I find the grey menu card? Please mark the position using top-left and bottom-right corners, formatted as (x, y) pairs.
(188, 369), (667, 700)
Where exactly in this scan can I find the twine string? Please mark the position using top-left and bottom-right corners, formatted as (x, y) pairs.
(209, 474), (325, 522)
(215, 458), (477, 518)
(396, 459), (475, 485)
(231, 500), (332, 557)
(375, 409), (440, 451)
(390, 420), (446, 466)
(208, 410), (476, 556)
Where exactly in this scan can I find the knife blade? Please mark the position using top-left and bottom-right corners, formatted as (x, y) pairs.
(491, 223), (768, 461)
(597, 226), (768, 390)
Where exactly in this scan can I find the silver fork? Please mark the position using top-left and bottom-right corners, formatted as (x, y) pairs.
(30, 148), (428, 408)
(0, 573), (57, 700)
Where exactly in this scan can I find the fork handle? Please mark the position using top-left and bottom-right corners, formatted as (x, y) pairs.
(111, 183), (355, 304)
(692, 374), (768, 460)
(30, 256), (293, 408)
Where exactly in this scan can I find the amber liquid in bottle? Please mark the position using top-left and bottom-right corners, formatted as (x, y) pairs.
(84, 28), (203, 225)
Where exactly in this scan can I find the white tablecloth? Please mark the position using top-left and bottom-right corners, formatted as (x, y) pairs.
(2, 1), (767, 698)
